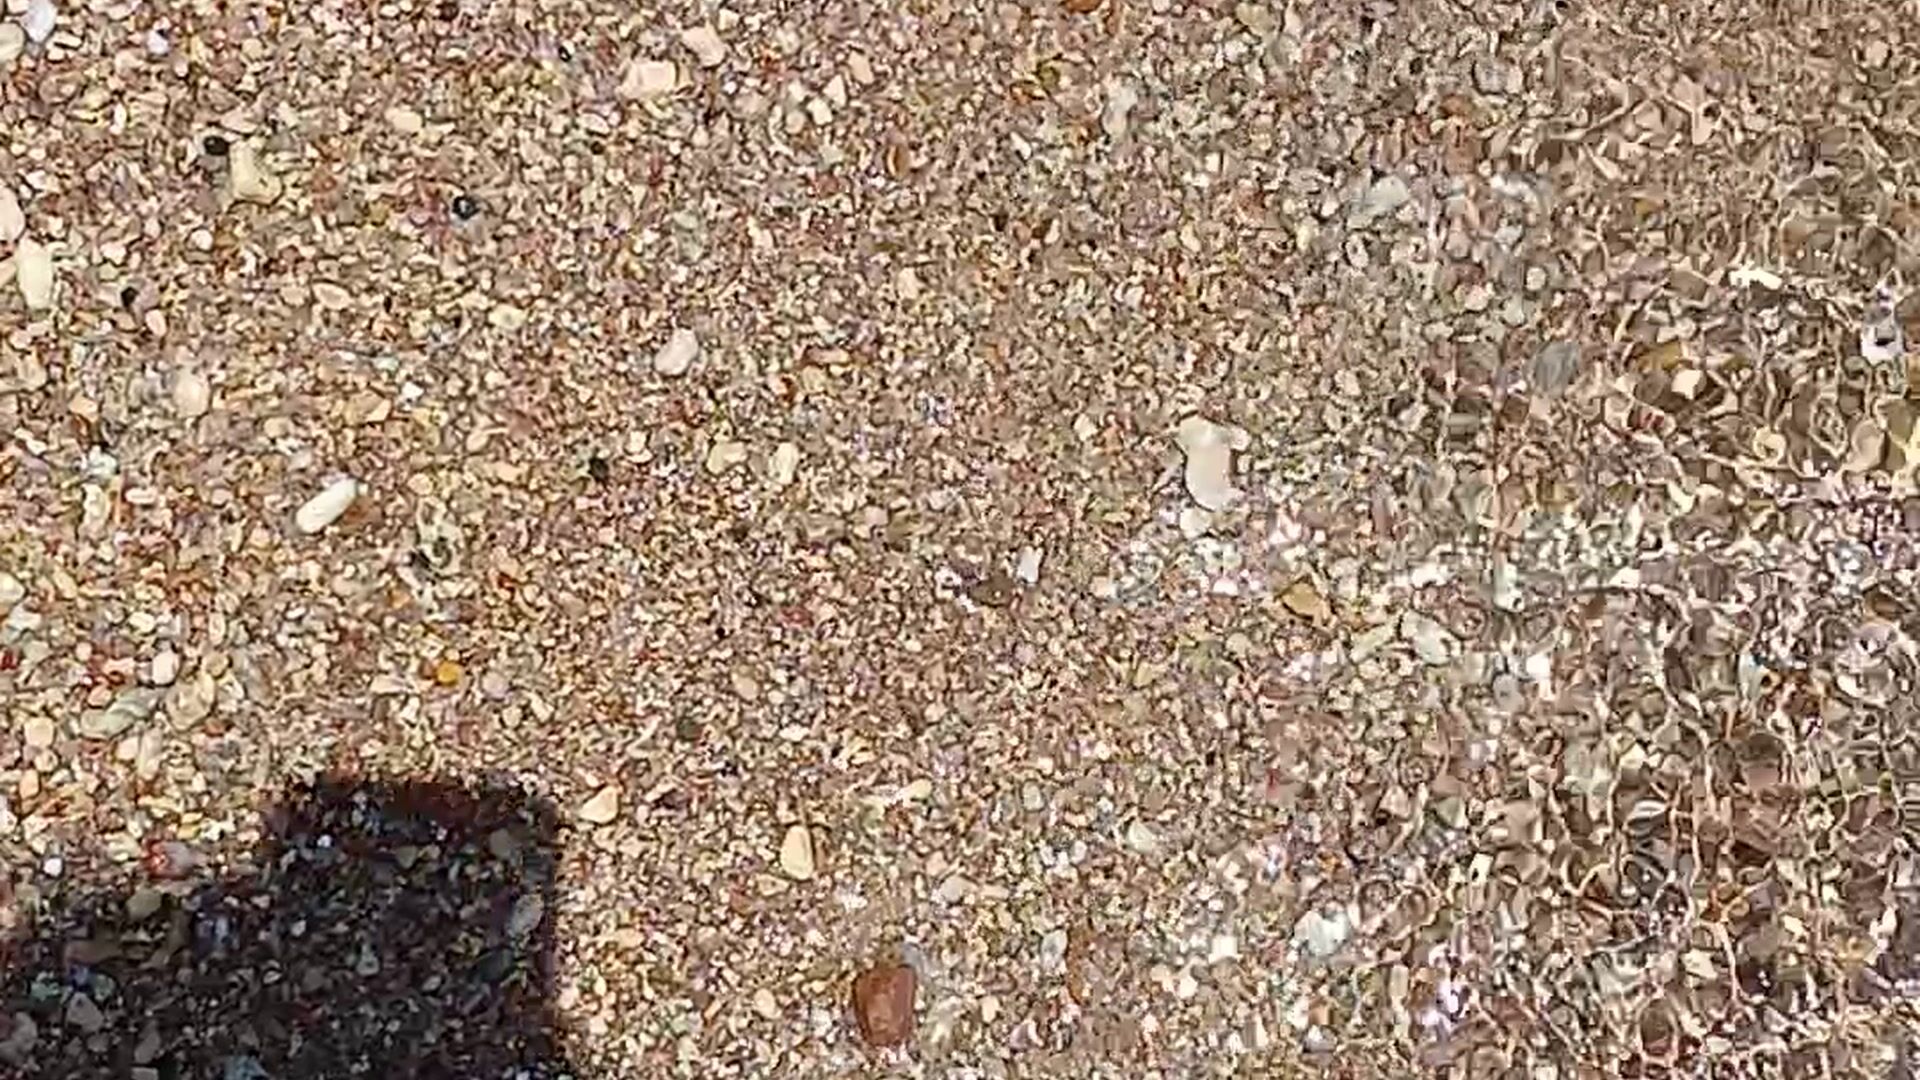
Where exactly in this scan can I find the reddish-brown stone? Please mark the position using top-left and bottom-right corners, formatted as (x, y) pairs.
(850, 961), (917, 1047)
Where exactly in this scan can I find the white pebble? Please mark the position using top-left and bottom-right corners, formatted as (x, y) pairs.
(143, 26), (169, 56)
(0, 571), (22, 612)
(767, 442), (800, 488)
(295, 478), (360, 535)
(1015, 546), (1044, 585)
(1400, 611), (1456, 666)
(705, 440), (747, 475)
(1124, 819), (1161, 854)
(1174, 416), (1250, 511)
(383, 105), (425, 135)
(149, 650), (180, 687)
(21, 715), (53, 749)
(619, 58), (677, 100)
(679, 25), (726, 68)
(778, 824), (816, 880)
(578, 784), (620, 824)
(21, 0), (53, 45)
(227, 140), (282, 205)
(0, 185), (21, 243)
(171, 370), (211, 419)
(1294, 907), (1351, 958)
(1102, 80), (1140, 139)
(652, 326), (699, 376)
(14, 237), (53, 311)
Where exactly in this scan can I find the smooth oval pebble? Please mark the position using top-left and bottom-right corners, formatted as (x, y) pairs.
(172, 371), (211, 419)
(15, 237), (53, 311)
(778, 824), (816, 880)
(295, 478), (359, 535)
(652, 326), (699, 376)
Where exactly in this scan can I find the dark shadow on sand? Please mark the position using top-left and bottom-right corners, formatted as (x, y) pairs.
(0, 775), (575, 1079)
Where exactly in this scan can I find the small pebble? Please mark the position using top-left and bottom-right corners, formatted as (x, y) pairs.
(171, 370), (211, 419)
(0, 185), (21, 243)
(1351, 174), (1411, 228)
(1294, 907), (1352, 959)
(1400, 611), (1456, 666)
(126, 887), (164, 921)
(652, 326), (699, 376)
(1125, 819), (1162, 854)
(703, 440), (746, 475)
(679, 25), (726, 68)
(0, 1011), (37, 1062)
(0, 571), (22, 611)
(0, 24), (23, 65)
(21, 715), (53, 750)
(383, 104), (425, 134)
(295, 478), (359, 535)
(1174, 416), (1250, 512)
(619, 58), (677, 100)
(15, 237), (53, 311)
(1280, 580), (1331, 624)
(227, 140), (282, 204)
(778, 824), (816, 880)
(968, 569), (1017, 608)
(63, 994), (103, 1035)
(149, 650), (180, 687)
(850, 961), (917, 1047)
(507, 893), (546, 941)
(76, 688), (161, 741)
(578, 784), (621, 824)
(767, 442), (800, 488)
(21, 0), (53, 45)
(1014, 546), (1044, 585)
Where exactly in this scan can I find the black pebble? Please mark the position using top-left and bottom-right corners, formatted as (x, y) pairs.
(451, 194), (480, 220)
(119, 285), (137, 309)
(587, 455), (611, 484)
(474, 947), (515, 983)
(201, 133), (230, 158)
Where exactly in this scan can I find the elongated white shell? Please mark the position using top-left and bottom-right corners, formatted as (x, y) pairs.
(295, 478), (359, 535)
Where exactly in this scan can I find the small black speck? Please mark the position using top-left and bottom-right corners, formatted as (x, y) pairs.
(201, 133), (230, 158)
(408, 550), (434, 573)
(587, 455), (610, 484)
(451, 194), (480, 221)
(119, 286), (138, 309)
(557, 42), (574, 62)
